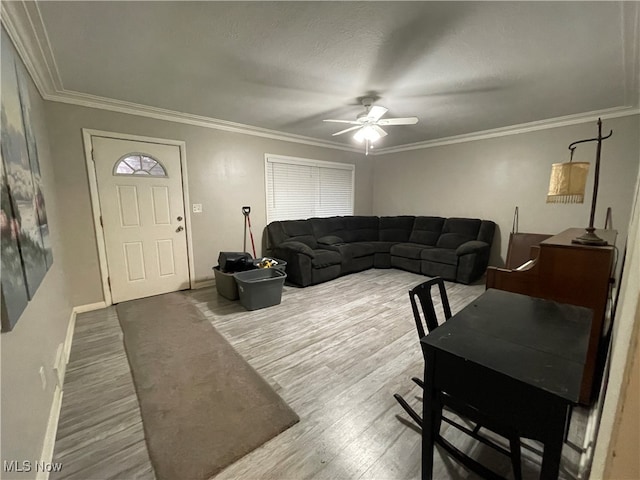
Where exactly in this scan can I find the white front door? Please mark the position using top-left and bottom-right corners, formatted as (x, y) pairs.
(93, 136), (190, 303)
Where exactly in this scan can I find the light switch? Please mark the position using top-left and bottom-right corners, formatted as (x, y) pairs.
(192, 204), (202, 213)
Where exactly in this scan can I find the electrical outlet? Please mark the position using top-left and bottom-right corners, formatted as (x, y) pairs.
(192, 203), (202, 213)
(39, 366), (47, 390)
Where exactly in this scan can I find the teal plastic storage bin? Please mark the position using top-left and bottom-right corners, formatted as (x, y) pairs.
(234, 269), (287, 311)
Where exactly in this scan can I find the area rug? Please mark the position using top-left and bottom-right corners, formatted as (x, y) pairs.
(116, 292), (299, 480)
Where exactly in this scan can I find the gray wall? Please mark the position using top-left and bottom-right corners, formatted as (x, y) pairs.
(1, 31), (74, 476)
(44, 102), (372, 306)
(372, 115), (640, 267)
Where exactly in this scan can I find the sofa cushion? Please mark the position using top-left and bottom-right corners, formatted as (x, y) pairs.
(290, 235), (318, 249)
(421, 247), (458, 265)
(442, 218), (481, 237)
(278, 241), (315, 257)
(436, 233), (477, 250)
(343, 216), (379, 242)
(477, 220), (496, 244)
(379, 216), (415, 242)
(317, 235), (345, 245)
(346, 242), (375, 258)
(311, 249), (342, 268)
(435, 218), (482, 249)
(311, 217), (347, 240)
(266, 221), (287, 247)
(369, 241), (399, 253)
(456, 240), (490, 256)
(409, 216), (445, 246)
(326, 242), (375, 259)
(280, 219), (314, 236)
(280, 219), (318, 248)
(391, 243), (432, 260)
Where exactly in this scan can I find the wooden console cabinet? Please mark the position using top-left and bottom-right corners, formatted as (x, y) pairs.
(486, 228), (617, 404)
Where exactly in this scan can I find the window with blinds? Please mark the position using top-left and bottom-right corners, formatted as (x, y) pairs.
(265, 154), (355, 223)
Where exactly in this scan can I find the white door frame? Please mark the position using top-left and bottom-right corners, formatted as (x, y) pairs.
(82, 129), (196, 306)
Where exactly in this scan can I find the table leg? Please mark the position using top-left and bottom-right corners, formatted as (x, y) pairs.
(539, 406), (567, 480)
(422, 352), (439, 480)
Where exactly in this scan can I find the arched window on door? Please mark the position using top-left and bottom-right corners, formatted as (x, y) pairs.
(113, 153), (167, 177)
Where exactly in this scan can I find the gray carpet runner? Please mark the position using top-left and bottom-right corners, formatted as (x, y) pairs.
(116, 292), (299, 480)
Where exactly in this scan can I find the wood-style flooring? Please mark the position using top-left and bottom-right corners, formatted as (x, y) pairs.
(50, 269), (589, 480)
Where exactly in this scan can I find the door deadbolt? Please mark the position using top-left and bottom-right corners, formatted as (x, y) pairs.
(177, 216), (183, 221)
(176, 226), (184, 232)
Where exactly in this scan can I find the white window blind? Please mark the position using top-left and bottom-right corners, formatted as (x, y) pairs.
(265, 155), (354, 223)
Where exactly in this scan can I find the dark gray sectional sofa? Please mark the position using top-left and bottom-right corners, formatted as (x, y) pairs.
(266, 215), (496, 287)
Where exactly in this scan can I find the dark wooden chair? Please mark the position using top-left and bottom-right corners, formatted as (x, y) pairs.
(394, 277), (523, 480)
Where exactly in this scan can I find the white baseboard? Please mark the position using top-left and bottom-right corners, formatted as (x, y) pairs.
(36, 386), (63, 480)
(73, 301), (108, 314)
(63, 301), (107, 364)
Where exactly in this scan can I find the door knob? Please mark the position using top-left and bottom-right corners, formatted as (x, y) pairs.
(176, 226), (184, 232)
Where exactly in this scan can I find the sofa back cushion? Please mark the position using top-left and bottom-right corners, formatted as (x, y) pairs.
(279, 219), (318, 249)
(310, 216), (347, 241)
(436, 218), (481, 249)
(266, 221), (286, 248)
(343, 216), (379, 242)
(409, 216), (445, 246)
(477, 220), (496, 244)
(379, 216), (415, 242)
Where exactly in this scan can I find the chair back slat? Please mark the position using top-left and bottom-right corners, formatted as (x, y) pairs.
(408, 277), (452, 343)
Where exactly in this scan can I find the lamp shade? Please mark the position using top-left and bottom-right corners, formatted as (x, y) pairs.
(546, 162), (589, 204)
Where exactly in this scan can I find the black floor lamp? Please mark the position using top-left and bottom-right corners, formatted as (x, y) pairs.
(547, 118), (613, 245)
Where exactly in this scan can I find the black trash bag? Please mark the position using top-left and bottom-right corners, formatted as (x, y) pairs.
(217, 252), (254, 273)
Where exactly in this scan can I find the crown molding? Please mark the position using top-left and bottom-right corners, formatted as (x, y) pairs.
(47, 89), (362, 152)
(3, 0), (639, 157)
(1, 0), (60, 96)
(373, 106), (640, 155)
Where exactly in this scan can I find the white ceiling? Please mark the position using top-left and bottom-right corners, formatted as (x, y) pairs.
(5, 1), (640, 151)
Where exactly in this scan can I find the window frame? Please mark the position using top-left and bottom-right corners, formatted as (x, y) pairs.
(264, 153), (355, 224)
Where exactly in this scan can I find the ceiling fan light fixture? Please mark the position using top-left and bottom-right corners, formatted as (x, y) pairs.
(354, 125), (381, 143)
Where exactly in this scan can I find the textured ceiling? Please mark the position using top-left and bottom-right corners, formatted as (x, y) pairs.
(30, 1), (640, 149)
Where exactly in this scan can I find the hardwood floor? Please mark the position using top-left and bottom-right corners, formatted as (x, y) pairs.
(50, 307), (154, 480)
(51, 269), (589, 480)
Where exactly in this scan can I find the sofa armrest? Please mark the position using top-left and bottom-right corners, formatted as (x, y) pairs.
(456, 240), (489, 256)
(317, 235), (345, 246)
(276, 241), (316, 258)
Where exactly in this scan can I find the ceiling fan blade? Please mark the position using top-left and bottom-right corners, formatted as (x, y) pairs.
(377, 117), (419, 126)
(373, 125), (388, 137)
(332, 125), (362, 136)
(323, 119), (360, 124)
(367, 105), (388, 121)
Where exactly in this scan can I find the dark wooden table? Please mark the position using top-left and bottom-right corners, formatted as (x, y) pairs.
(421, 288), (592, 480)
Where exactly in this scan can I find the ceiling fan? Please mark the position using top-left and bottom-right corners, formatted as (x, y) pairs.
(323, 97), (419, 154)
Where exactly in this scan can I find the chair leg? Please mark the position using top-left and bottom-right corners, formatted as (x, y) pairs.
(509, 435), (522, 480)
(411, 377), (424, 388)
(393, 394), (422, 428)
(437, 436), (506, 480)
(564, 405), (573, 443)
(396, 389), (522, 480)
